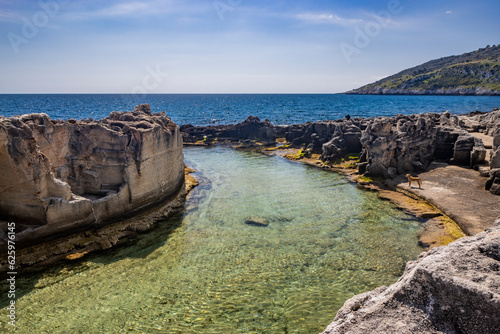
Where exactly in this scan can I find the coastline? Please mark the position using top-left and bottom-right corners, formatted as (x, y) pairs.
(345, 88), (500, 95)
(181, 108), (500, 249)
(1, 107), (498, 332)
(7, 107), (496, 272)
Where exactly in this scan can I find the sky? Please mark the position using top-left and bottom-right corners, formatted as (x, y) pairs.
(0, 0), (499, 94)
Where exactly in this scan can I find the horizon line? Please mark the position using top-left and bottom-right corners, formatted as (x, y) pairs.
(0, 92), (346, 95)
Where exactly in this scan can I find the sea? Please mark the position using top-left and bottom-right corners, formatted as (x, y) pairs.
(1, 94), (500, 125)
(1, 93), (499, 333)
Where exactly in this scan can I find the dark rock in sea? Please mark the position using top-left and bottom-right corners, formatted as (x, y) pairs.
(244, 217), (269, 227)
(181, 116), (276, 145)
(322, 219), (500, 334)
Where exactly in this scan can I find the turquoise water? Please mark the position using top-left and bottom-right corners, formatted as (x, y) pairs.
(1, 93), (499, 126)
(1, 147), (423, 333)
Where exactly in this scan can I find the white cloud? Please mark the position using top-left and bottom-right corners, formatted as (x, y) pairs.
(97, 2), (151, 17)
(294, 12), (364, 27)
(62, 0), (208, 20)
(445, 11), (453, 14)
(0, 9), (22, 22)
(63, 1), (160, 20)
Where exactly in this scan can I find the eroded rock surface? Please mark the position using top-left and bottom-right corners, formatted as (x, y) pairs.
(323, 112), (489, 177)
(491, 123), (500, 169)
(180, 110), (500, 194)
(322, 219), (500, 334)
(0, 104), (184, 246)
(181, 116), (276, 145)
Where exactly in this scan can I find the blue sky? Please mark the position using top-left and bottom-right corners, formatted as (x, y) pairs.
(0, 0), (499, 93)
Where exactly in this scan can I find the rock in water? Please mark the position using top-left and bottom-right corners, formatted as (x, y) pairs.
(244, 217), (269, 227)
(321, 220), (500, 334)
(0, 104), (185, 246)
(180, 115), (276, 145)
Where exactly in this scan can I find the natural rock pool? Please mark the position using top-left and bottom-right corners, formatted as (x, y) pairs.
(1, 147), (424, 333)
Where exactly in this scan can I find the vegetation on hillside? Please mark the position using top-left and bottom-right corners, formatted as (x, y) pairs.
(348, 45), (500, 95)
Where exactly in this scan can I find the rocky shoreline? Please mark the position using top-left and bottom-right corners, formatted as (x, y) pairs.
(181, 109), (500, 333)
(345, 87), (500, 96)
(181, 109), (500, 248)
(182, 108), (500, 211)
(1, 105), (499, 332)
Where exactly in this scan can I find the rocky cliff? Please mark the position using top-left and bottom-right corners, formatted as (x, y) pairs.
(0, 104), (185, 247)
(322, 219), (500, 334)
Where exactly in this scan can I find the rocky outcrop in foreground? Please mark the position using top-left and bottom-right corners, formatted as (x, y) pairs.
(0, 104), (184, 247)
(322, 219), (500, 334)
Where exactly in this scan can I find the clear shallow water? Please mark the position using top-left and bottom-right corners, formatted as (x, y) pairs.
(1, 94), (499, 126)
(1, 147), (424, 333)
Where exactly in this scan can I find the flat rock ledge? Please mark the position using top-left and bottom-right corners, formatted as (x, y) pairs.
(321, 219), (500, 334)
(0, 104), (185, 248)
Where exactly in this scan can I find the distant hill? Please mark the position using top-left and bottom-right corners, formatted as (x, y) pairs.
(347, 45), (500, 95)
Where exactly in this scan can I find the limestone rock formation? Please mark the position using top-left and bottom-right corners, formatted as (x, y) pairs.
(460, 108), (500, 135)
(320, 122), (363, 162)
(181, 116), (276, 145)
(322, 219), (500, 334)
(486, 169), (500, 195)
(179, 109), (499, 193)
(491, 125), (500, 169)
(0, 104), (184, 246)
(296, 111), (494, 178)
(360, 114), (442, 177)
(451, 134), (487, 167)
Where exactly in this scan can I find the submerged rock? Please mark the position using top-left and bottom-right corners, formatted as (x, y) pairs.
(0, 104), (185, 247)
(322, 220), (500, 334)
(244, 217), (269, 227)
